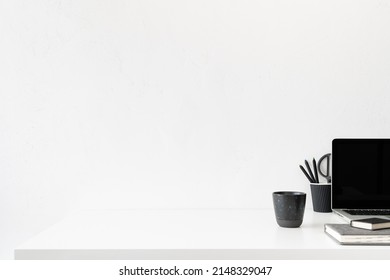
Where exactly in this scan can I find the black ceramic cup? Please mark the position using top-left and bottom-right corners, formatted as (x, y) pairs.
(272, 191), (306, 228)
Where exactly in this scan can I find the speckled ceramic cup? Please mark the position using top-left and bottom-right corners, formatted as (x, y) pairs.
(273, 191), (306, 228)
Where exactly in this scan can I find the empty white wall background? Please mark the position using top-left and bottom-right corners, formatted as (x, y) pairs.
(1, 0), (390, 258)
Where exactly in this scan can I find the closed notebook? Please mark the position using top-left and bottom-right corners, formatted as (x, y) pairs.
(350, 218), (390, 230)
(324, 224), (390, 245)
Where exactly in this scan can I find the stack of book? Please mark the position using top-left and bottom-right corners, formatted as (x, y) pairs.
(325, 218), (390, 245)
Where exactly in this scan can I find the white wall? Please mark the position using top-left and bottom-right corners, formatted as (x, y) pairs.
(1, 0), (390, 258)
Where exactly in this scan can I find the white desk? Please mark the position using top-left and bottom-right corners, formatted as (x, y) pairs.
(14, 209), (390, 260)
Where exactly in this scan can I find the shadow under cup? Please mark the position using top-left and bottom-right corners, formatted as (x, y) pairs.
(273, 191), (306, 228)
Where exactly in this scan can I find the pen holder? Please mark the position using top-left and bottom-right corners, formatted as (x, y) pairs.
(310, 183), (331, 213)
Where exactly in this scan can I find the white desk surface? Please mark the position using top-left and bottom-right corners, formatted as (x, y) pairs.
(15, 209), (390, 260)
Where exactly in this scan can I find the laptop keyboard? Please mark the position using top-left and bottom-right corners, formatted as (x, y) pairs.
(345, 209), (390, 215)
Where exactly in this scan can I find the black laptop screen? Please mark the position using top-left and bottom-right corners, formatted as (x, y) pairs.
(332, 139), (390, 209)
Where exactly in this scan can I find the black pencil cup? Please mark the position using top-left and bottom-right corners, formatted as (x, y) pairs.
(310, 183), (331, 213)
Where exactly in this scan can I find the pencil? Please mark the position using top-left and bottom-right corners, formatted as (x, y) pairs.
(305, 160), (316, 183)
(313, 158), (319, 183)
(300, 165), (314, 183)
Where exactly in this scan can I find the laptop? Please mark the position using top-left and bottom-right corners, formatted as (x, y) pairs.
(332, 138), (390, 222)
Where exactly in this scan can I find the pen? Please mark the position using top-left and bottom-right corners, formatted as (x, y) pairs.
(305, 160), (316, 183)
(300, 165), (314, 183)
(313, 158), (319, 183)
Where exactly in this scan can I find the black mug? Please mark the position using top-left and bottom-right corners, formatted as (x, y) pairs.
(273, 191), (306, 228)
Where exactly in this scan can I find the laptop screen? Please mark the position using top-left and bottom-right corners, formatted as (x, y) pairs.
(332, 139), (390, 209)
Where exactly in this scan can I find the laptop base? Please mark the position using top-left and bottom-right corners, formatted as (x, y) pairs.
(333, 209), (390, 223)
